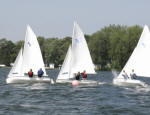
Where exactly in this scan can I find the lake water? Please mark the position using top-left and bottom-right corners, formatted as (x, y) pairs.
(0, 68), (150, 115)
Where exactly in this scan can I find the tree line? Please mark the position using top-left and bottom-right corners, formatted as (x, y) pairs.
(0, 24), (142, 70)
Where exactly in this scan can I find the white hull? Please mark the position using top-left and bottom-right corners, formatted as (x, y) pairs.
(6, 76), (51, 84)
(7, 26), (50, 84)
(113, 78), (147, 87)
(56, 79), (73, 83)
(56, 79), (99, 84)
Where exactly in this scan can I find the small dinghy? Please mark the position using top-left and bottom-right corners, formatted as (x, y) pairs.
(56, 22), (97, 84)
(113, 25), (150, 87)
(6, 25), (51, 84)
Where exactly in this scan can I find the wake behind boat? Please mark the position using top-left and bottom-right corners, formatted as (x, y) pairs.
(56, 21), (97, 84)
(57, 79), (98, 85)
(113, 25), (150, 87)
(6, 25), (51, 84)
(113, 78), (147, 87)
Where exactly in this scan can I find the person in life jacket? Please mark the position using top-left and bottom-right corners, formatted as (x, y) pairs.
(82, 70), (87, 79)
(75, 72), (81, 80)
(38, 68), (44, 77)
(130, 69), (137, 79)
(28, 69), (33, 78)
(122, 70), (129, 80)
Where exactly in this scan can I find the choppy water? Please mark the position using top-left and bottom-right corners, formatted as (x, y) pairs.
(0, 68), (150, 115)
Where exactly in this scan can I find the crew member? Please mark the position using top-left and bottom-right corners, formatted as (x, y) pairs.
(82, 70), (87, 79)
(122, 70), (129, 80)
(28, 69), (33, 78)
(130, 69), (137, 79)
(38, 68), (44, 77)
(75, 72), (80, 80)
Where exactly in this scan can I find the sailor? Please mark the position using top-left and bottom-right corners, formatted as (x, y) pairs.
(130, 69), (137, 79)
(82, 70), (87, 79)
(38, 68), (44, 77)
(122, 70), (129, 80)
(75, 72), (80, 80)
(28, 69), (33, 78)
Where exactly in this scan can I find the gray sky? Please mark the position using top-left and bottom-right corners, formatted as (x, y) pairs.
(0, 0), (150, 42)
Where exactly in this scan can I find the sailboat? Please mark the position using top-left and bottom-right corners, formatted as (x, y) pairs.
(56, 22), (97, 84)
(113, 25), (150, 87)
(6, 25), (51, 84)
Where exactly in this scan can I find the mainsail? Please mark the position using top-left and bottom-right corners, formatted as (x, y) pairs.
(21, 25), (47, 76)
(8, 48), (23, 77)
(71, 21), (95, 74)
(118, 25), (150, 78)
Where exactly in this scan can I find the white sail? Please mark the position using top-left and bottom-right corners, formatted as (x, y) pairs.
(8, 48), (23, 77)
(71, 21), (96, 74)
(21, 25), (47, 76)
(57, 45), (72, 80)
(118, 25), (150, 78)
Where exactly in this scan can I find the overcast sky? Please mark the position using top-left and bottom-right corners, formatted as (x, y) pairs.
(0, 0), (150, 42)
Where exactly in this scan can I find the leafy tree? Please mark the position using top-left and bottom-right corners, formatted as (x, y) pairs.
(0, 24), (143, 71)
(0, 38), (15, 66)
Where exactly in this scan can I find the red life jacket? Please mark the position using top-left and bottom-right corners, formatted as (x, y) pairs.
(28, 71), (33, 76)
(82, 72), (87, 78)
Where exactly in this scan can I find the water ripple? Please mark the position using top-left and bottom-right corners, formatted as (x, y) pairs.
(0, 69), (150, 114)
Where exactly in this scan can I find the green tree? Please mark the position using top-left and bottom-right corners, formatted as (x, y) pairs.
(0, 38), (15, 66)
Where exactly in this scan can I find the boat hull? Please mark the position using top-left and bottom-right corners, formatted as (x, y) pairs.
(6, 76), (51, 84)
(113, 78), (147, 87)
(56, 79), (99, 84)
